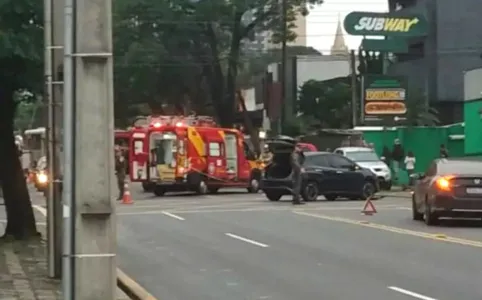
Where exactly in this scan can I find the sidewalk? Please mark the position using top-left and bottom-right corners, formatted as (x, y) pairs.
(0, 192), (130, 299)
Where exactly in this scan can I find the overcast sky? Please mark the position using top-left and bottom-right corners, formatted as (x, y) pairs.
(307, 0), (388, 54)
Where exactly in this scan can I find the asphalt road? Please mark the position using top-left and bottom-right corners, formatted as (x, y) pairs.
(116, 185), (482, 300)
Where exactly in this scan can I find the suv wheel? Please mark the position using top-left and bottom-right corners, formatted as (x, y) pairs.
(247, 177), (260, 193)
(153, 186), (165, 197)
(360, 181), (376, 200)
(196, 180), (208, 195)
(302, 181), (319, 202)
(412, 195), (423, 221)
(424, 200), (439, 226)
(381, 181), (392, 191)
(265, 192), (282, 201)
(142, 182), (153, 192)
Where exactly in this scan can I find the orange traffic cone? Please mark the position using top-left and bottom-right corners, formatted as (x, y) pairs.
(121, 181), (133, 204)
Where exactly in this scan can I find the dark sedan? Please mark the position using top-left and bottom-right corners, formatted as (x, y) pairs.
(262, 137), (379, 202)
(411, 158), (482, 225)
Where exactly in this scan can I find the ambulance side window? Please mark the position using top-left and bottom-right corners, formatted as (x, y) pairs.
(208, 142), (221, 157)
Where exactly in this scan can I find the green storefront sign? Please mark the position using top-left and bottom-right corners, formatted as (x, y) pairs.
(361, 75), (408, 124)
(344, 11), (428, 37)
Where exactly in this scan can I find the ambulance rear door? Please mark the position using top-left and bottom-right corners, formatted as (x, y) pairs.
(130, 130), (149, 182)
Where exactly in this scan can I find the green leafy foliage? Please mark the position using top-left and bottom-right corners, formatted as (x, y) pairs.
(0, 0), (43, 93)
(112, 0), (324, 126)
(0, 0), (43, 239)
(297, 78), (353, 128)
(237, 46), (322, 87)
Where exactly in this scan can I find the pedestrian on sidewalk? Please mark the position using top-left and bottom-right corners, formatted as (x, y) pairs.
(440, 144), (449, 158)
(405, 151), (416, 187)
(391, 139), (405, 183)
(381, 145), (391, 166)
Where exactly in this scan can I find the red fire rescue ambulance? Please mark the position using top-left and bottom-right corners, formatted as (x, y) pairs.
(129, 115), (264, 196)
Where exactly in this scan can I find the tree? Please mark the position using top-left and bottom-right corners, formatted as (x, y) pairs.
(14, 93), (43, 131)
(297, 77), (352, 128)
(112, 0), (208, 125)
(237, 46), (322, 87)
(0, 0), (43, 239)
(112, 0), (325, 127)
(188, 0), (324, 126)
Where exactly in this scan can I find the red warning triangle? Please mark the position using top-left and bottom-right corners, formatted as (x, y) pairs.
(361, 198), (377, 215)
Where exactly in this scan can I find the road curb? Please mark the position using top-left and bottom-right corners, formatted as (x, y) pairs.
(117, 268), (157, 300)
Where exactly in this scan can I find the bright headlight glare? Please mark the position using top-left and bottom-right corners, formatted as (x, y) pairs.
(37, 173), (48, 184)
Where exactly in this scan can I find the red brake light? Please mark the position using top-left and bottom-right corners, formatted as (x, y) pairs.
(435, 176), (453, 191)
(153, 122), (161, 128)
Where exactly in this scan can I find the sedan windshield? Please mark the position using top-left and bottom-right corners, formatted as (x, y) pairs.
(345, 151), (379, 162)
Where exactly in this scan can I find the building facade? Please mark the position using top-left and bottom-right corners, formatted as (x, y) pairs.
(387, 0), (482, 123)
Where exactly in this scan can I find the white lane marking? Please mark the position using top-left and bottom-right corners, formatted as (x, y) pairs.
(225, 233), (269, 248)
(388, 286), (438, 300)
(161, 211), (185, 221)
(32, 205), (47, 216)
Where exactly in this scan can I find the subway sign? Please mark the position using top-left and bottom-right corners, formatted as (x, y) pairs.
(344, 12), (428, 37)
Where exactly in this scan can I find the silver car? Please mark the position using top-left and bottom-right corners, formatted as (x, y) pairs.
(334, 147), (392, 190)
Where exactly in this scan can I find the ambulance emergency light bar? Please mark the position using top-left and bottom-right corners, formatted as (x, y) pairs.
(133, 115), (217, 129)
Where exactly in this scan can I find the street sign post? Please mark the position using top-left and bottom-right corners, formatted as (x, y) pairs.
(361, 75), (408, 125)
(344, 11), (428, 37)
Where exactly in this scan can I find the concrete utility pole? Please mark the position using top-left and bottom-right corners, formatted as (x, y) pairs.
(278, 0), (288, 135)
(45, 0), (64, 278)
(350, 50), (358, 127)
(62, 0), (116, 298)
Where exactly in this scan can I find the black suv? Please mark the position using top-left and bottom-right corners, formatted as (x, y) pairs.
(261, 136), (379, 202)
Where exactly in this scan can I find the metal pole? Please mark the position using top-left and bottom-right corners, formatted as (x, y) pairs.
(44, 0), (58, 279)
(350, 49), (357, 127)
(279, 0), (287, 135)
(73, 0), (116, 297)
(62, 0), (74, 296)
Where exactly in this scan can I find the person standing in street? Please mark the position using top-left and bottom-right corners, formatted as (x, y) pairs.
(115, 145), (127, 200)
(290, 144), (305, 205)
(260, 144), (273, 165)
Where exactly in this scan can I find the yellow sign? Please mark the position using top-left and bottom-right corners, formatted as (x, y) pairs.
(354, 17), (419, 33)
(383, 18), (419, 32)
(365, 101), (407, 115)
(365, 89), (405, 101)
